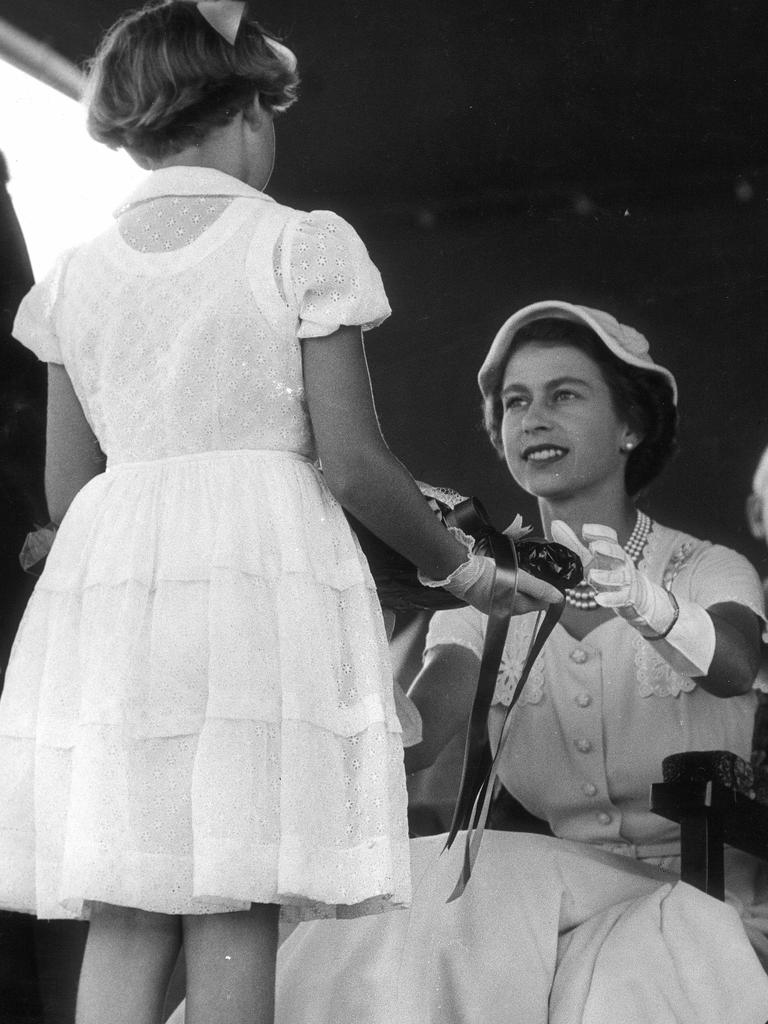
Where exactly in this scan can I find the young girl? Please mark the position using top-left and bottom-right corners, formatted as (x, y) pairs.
(0, 5), (561, 1024)
(275, 301), (768, 1024)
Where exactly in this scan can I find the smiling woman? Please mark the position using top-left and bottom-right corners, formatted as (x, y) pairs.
(500, 339), (641, 506)
(275, 300), (768, 1024)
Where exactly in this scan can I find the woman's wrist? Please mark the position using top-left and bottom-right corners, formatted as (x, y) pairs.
(637, 593), (716, 677)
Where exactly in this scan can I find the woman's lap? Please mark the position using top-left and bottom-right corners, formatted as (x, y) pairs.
(275, 832), (768, 1024)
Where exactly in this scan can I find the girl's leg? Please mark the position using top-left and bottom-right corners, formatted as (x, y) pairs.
(182, 903), (279, 1024)
(75, 903), (182, 1024)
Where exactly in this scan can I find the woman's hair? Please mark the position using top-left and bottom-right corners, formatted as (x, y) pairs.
(85, 0), (299, 160)
(482, 318), (678, 497)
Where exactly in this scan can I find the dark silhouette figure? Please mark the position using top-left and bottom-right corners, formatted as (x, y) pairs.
(0, 149), (46, 686)
(0, 148), (87, 1024)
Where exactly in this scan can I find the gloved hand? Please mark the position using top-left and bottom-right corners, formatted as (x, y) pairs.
(420, 546), (563, 617)
(550, 521), (676, 635)
(550, 519), (715, 677)
(459, 556), (564, 617)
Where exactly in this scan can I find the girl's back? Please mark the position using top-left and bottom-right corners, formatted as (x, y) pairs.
(21, 167), (383, 466)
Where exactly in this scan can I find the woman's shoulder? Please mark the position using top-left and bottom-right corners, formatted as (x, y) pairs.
(425, 603), (488, 657)
(643, 521), (708, 580)
(646, 519), (763, 608)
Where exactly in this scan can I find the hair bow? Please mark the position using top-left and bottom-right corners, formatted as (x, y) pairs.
(189, 0), (247, 45)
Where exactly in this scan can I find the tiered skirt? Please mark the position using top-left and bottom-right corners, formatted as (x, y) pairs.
(0, 450), (410, 920)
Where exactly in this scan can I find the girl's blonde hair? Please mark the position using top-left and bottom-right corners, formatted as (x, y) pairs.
(85, 0), (299, 160)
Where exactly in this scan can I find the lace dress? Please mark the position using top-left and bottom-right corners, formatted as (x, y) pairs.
(0, 166), (410, 921)
(271, 523), (768, 1024)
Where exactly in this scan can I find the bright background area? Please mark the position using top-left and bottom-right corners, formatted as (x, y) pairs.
(0, 58), (144, 278)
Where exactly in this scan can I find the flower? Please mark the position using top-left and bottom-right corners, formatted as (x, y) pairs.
(503, 514), (533, 543)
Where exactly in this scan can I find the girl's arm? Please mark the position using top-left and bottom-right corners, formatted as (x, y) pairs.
(302, 326), (560, 612)
(45, 363), (105, 524)
(403, 644), (480, 774)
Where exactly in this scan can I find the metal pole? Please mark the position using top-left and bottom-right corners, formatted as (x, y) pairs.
(0, 17), (84, 101)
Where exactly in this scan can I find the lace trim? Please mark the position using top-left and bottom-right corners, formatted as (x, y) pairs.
(635, 534), (699, 697)
(118, 196), (234, 252)
(493, 618), (546, 708)
(662, 540), (697, 589)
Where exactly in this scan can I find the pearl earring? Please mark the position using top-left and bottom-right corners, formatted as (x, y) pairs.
(621, 440), (635, 453)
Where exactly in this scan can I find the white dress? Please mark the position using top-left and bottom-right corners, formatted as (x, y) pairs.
(0, 166), (410, 921)
(274, 523), (768, 1023)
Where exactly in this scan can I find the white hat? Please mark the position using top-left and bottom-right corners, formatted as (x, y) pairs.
(478, 300), (678, 405)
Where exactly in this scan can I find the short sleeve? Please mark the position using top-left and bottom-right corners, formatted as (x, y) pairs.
(424, 604), (486, 661)
(283, 210), (391, 338)
(677, 543), (766, 623)
(12, 251), (74, 364)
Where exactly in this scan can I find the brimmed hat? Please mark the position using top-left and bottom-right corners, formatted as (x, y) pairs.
(478, 300), (678, 405)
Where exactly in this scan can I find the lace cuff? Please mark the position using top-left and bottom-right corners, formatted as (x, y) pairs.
(416, 526), (477, 590)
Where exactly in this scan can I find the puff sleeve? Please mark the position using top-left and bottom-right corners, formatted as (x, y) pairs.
(12, 251), (73, 364)
(424, 605), (486, 661)
(282, 210), (391, 338)
(676, 542), (766, 624)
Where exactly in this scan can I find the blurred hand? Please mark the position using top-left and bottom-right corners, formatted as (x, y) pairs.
(381, 607), (396, 642)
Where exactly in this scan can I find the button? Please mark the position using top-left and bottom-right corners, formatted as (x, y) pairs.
(570, 648), (588, 664)
(582, 782), (598, 797)
(574, 738), (593, 753)
(597, 812), (613, 826)
(575, 693), (592, 708)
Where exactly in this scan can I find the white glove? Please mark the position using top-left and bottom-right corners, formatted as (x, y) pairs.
(551, 522), (674, 632)
(550, 520), (715, 677)
(420, 551), (563, 616)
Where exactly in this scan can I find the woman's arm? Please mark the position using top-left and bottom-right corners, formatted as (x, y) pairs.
(45, 364), (105, 524)
(302, 326), (561, 613)
(404, 644), (480, 773)
(677, 601), (761, 698)
(551, 520), (761, 698)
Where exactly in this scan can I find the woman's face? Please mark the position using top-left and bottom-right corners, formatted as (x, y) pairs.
(499, 339), (636, 502)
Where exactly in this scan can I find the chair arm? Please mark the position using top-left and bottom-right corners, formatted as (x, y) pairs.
(650, 750), (768, 898)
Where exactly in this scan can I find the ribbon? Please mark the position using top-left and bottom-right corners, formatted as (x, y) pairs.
(443, 529), (564, 901)
(193, 0), (247, 45)
(184, 1), (298, 72)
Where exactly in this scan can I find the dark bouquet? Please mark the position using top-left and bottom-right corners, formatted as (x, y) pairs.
(345, 483), (582, 612)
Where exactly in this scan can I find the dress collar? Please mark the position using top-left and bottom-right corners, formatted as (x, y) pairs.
(114, 165), (274, 217)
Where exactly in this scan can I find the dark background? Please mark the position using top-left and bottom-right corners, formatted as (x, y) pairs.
(1, 5), (768, 1019)
(4, 0), (768, 567)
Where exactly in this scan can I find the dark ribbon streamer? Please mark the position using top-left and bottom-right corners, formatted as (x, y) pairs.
(443, 530), (564, 901)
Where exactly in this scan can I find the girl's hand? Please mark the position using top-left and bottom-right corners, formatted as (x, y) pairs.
(381, 607), (396, 642)
(455, 555), (564, 617)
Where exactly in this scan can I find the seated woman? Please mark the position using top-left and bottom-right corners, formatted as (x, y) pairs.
(275, 301), (768, 1024)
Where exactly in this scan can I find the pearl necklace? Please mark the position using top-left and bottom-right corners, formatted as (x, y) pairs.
(564, 510), (652, 611)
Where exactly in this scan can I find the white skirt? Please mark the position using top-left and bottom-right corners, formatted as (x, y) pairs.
(0, 449), (410, 920)
(275, 832), (768, 1024)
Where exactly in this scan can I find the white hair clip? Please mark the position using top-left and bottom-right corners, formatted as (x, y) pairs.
(190, 0), (247, 45)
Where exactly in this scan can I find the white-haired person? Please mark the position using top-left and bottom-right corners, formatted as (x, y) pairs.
(0, 6), (562, 1024)
(747, 445), (768, 605)
(275, 302), (768, 1024)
